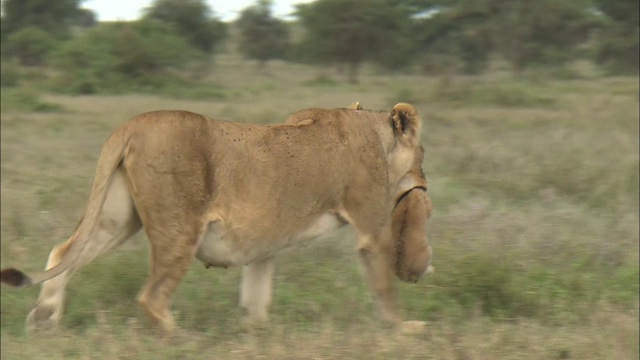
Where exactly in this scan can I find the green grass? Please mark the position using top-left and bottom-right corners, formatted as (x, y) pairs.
(1, 88), (64, 113)
(1, 55), (638, 359)
(430, 77), (558, 107)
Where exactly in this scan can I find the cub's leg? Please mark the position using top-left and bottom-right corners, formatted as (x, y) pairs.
(239, 257), (275, 322)
(27, 170), (141, 332)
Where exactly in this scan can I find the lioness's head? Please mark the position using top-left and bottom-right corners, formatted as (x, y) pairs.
(387, 104), (433, 283)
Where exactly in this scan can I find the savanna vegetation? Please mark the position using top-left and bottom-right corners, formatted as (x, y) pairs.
(0, 0), (638, 359)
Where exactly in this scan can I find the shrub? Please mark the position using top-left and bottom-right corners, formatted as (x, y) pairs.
(1, 88), (63, 112)
(237, 0), (290, 66)
(1, 62), (21, 87)
(143, 0), (227, 54)
(50, 20), (204, 94)
(2, 26), (57, 66)
(592, 0), (639, 74)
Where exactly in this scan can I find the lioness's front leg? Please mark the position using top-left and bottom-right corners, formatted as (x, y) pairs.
(239, 257), (275, 322)
(358, 235), (428, 333)
(357, 234), (402, 325)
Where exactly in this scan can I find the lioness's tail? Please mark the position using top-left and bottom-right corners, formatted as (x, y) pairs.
(1, 130), (128, 288)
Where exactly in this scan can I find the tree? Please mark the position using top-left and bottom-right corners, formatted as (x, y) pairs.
(143, 0), (227, 54)
(1, 0), (85, 37)
(414, 0), (599, 74)
(295, 0), (413, 83)
(73, 8), (97, 28)
(2, 26), (56, 66)
(237, 0), (289, 68)
(51, 20), (200, 94)
(414, 2), (494, 74)
(592, 0), (639, 74)
(491, 0), (599, 73)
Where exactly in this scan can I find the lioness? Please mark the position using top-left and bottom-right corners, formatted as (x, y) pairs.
(1, 102), (433, 335)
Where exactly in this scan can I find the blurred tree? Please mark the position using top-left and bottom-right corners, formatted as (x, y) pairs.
(415, 0), (599, 74)
(592, 0), (639, 74)
(414, 1), (494, 74)
(143, 0), (227, 54)
(1, 16), (6, 43)
(295, 0), (414, 83)
(237, 0), (290, 68)
(1, 0), (85, 37)
(2, 26), (56, 66)
(51, 20), (200, 94)
(492, 0), (599, 73)
(367, 1), (421, 72)
(73, 8), (97, 28)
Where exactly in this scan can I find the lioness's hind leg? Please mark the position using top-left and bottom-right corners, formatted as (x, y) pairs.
(240, 257), (275, 322)
(27, 169), (141, 332)
(136, 228), (197, 336)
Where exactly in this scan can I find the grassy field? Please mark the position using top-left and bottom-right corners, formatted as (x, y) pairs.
(1, 56), (638, 359)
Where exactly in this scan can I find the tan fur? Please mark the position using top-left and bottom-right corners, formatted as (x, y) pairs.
(1, 103), (433, 335)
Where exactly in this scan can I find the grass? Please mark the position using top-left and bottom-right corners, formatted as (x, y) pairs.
(0, 88), (64, 113)
(1, 54), (638, 359)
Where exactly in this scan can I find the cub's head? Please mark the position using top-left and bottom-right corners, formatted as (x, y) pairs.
(386, 103), (433, 282)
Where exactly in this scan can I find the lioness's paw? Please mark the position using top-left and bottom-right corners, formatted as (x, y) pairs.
(166, 328), (199, 345)
(240, 314), (269, 328)
(25, 305), (61, 334)
(399, 320), (428, 334)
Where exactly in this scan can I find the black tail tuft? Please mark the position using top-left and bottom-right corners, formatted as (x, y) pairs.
(0, 268), (32, 288)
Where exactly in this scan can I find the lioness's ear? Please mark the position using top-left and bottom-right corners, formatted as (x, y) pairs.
(348, 101), (363, 110)
(390, 103), (421, 139)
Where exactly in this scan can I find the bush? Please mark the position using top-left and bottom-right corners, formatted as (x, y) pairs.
(237, 0), (290, 66)
(1, 62), (21, 87)
(593, 24), (639, 75)
(1, 88), (63, 112)
(592, 0), (639, 74)
(2, 26), (57, 66)
(414, 6), (493, 75)
(50, 21), (204, 94)
(143, 0), (227, 54)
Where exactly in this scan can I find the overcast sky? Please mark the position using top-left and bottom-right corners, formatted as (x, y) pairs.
(83, 0), (314, 22)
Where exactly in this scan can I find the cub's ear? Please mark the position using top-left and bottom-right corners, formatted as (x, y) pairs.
(348, 101), (363, 110)
(390, 103), (421, 139)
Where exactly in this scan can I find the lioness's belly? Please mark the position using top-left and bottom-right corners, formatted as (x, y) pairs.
(195, 213), (346, 267)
